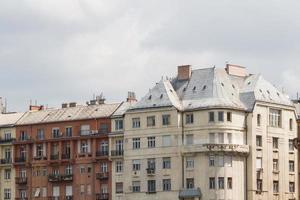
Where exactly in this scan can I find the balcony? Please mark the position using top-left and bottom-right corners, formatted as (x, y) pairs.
(48, 174), (73, 182)
(111, 150), (124, 157)
(98, 128), (108, 134)
(96, 193), (109, 200)
(96, 172), (109, 180)
(61, 154), (71, 160)
(33, 156), (47, 161)
(14, 157), (26, 163)
(15, 198), (28, 200)
(65, 196), (73, 200)
(96, 151), (108, 157)
(0, 158), (11, 164)
(182, 143), (249, 156)
(146, 168), (155, 176)
(0, 138), (15, 144)
(15, 177), (27, 184)
(50, 154), (59, 160)
(179, 188), (202, 199)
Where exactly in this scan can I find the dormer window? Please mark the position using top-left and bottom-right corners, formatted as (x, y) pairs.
(232, 84), (235, 89)
(202, 85), (207, 91)
(148, 95), (152, 100)
(193, 86), (196, 91)
(160, 94), (163, 99)
(221, 83), (224, 87)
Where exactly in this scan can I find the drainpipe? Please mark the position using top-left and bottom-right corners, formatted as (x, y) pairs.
(181, 111), (185, 189)
(245, 112), (249, 200)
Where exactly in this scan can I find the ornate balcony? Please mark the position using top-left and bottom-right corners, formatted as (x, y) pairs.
(146, 168), (155, 176)
(111, 150), (124, 157)
(33, 156), (47, 161)
(96, 172), (109, 180)
(14, 157), (26, 163)
(0, 138), (15, 144)
(96, 151), (108, 157)
(15, 177), (27, 184)
(182, 143), (249, 156)
(61, 154), (71, 160)
(50, 154), (59, 160)
(48, 174), (73, 182)
(96, 193), (109, 200)
(0, 158), (11, 164)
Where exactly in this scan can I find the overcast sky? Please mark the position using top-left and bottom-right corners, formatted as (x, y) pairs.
(1, 0), (300, 111)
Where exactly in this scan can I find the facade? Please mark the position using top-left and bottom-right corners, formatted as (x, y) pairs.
(121, 65), (298, 200)
(293, 100), (300, 200)
(0, 112), (24, 200)
(13, 100), (120, 200)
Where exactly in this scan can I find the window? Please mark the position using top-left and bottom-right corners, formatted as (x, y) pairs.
(147, 116), (156, 127)
(36, 144), (43, 157)
(116, 161), (123, 173)
(209, 112), (215, 122)
(163, 157), (171, 169)
(289, 139), (294, 151)
(289, 182), (295, 193)
(42, 187), (47, 197)
(132, 160), (141, 171)
(162, 114), (170, 125)
(289, 118), (293, 131)
(37, 129), (44, 140)
(227, 177), (232, 189)
(80, 141), (89, 153)
(132, 138), (140, 149)
(147, 137), (155, 148)
(289, 161), (295, 172)
(147, 180), (156, 193)
(87, 184), (91, 195)
(65, 165), (72, 175)
(186, 157), (194, 168)
(273, 181), (279, 193)
(163, 179), (171, 191)
(52, 128), (60, 138)
(162, 135), (171, 147)
(257, 179), (262, 191)
(132, 118), (141, 128)
(66, 127), (72, 137)
(20, 131), (27, 141)
(116, 182), (123, 194)
(147, 159), (155, 170)
(256, 157), (262, 169)
(100, 141), (108, 153)
(269, 109), (281, 127)
(186, 113), (194, 124)
(273, 159), (278, 171)
(218, 133), (224, 144)
(132, 181), (141, 192)
(53, 186), (59, 197)
(227, 133), (232, 144)
(225, 156), (232, 167)
(218, 177), (224, 189)
(227, 112), (232, 122)
(256, 135), (262, 147)
(20, 190), (27, 198)
(209, 133), (215, 143)
(4, 169), (10, 180)
(4, 148), (11, 160)
(186, 178), (194, 189)
(273, 137), (279, 149)
(101, 163), (108, 173)
(101, 184), (108, 194)
(218, 111), (224, 122)
(209, 177), (215, 189)
(257, 114), (261, 126)
(4, 188), (11, 199)
(218, 156), (224, 167)
(209, 156), (215, 166)
(186, 134), (193, 145)
(115, 119), (123, 131)
(80, 185), (85, 195)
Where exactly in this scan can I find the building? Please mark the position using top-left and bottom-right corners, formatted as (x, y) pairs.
(121, 65), (298, 200)
(292, 99), (300, 200)
(13, 99), (121, 200)
(0, 112), (24, 200)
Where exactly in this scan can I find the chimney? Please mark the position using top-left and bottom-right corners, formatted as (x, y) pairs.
(62, 103), (68, 108)
(96, 93), (105, 104)
(69, 102), (77, 107)
(177, 65), (191, 80)
(225, 64), (248, 77)
(0, 97), (4, 114)
(127, 91), (137, 102)
(29, 105), (44, 111)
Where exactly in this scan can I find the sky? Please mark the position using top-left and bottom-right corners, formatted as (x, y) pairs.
(1, 0), (300, 112)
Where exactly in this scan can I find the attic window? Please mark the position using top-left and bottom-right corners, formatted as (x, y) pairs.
(267, 90), (270, 95)
(259, 89), (263, 93)
(148, 95), (152, 100)
(193, 86), (196, 92)
(160, 94), (163, 99)
(247, 81), (251, 85)
(183, 87), (186, 92)
(202, 85), (207, 91)
(232, 84), (235, 89)
(277, 92), (280, 97)
(221, 83), (224, 87)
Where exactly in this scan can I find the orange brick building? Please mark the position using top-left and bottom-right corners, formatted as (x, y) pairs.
(13, 100), (120, 200)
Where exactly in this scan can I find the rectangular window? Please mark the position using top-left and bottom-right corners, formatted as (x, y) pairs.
(147, 180), (156, 193)
(257, 114), (261, 126)
(115, 119), (124, 131)
(147, 137), (156, 148)
(52, 128), (60, 138)
(218, 111), (224, 122)
(101, 163), (108, 173)
(80, 125), (90, 135)
(80, 141), (89, 153)
(209, 112), (215, 122)
(186, 157), (194, 169)
(116, 161), (123, 173)
(218, 156), (224, 167)
(66, 127), (72, 137)
(186, 178), (194, 189)
(53, 186), (60, 197)
(289, 139), (294, 151)
(163, 157), (171, 169)
(162, 114), (171, 125)
(132, 138), (140, 149)
(162, 135), (172, 147)
(218, 177), (225, 189)
(269, 109), (281, 127)
(218, 133), (224, 144)
(225, 156), (232, 167)
(289, 182), (295, 192)
(186, 113), (194, 124)
(209, 177), (215, 189)
(186, 134), (193, 145)
(147, 116), (156, 127)
(227, 133), (232, 144)
(257, 179), (262, 191)
(132, 118), (141, 128)
(37, 129), (44, 140)
(256, 157), (262, 169)
(209, 156), (215, 166)
(289, 118), (293, 131)
(273, 137), (279, 149)
(80, 185), (85, 195)
(273, 159), (278, 171)
(209, 133), (215, 143)
(132, 160), (141, 171)
(289, 161), (295, 172)
(273, 181), (279, 193)
(256, 135), (262, 147)
(116, 182), (123, 194)
(147, 159), (155, 170)
(227, 112), (232, 122)
(4, 188), (11, 199)
(4, 169), (11, 180)
(132, 181), (141, 192)
(227, 177), (232, 189)
(163, 179), (171, 191)
(87, 184), (91, 195)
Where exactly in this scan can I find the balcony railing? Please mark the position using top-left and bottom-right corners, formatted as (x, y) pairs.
(0, 158), (11, 164)
(33, 156), (47, 161)
(146, 168), (155, 175)
(61, 154), (71, 160)
(96, 151), (108, 157)
(0, 138), (15, 144)
(96, 172), (109, 180)
(15, 157), (26, 163)
(15, 198), (28, 200)
(96, 193), (109, 200)
(15, 177), (27, 184)
(18, 136), (32, 142)
(111, 150), (124, 157)
(48, 174), (73, 182)
(50, 154), (59, 160)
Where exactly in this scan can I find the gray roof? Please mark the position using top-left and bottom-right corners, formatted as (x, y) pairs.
(17, 103), (120, 125)
(130, 67), (293, 112)
(0, 112), (24, 127)
(112, 101), (137, 117)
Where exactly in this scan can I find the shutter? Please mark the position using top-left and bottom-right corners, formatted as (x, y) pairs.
(66, 186), (72, 196)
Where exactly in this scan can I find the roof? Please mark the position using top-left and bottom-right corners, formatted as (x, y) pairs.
(0, 112), (24, 127)
(129, 67), (293, 112)
(17, 103), (121, 125)
(112, 101), (137, 117)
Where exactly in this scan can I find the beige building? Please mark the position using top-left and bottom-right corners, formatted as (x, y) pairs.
(119, 65), (298, 200)
(0, 112), (24, 200)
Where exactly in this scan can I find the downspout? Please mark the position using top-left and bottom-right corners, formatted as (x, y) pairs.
(181, 111), (185, 189)
(245, 112), (249, 200)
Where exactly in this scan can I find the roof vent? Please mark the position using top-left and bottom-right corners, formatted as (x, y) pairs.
(202, 85), (207, 91)
(225, 64), (248, 77)
(62, 103), (68, 108)
(177, 65), (191, 80)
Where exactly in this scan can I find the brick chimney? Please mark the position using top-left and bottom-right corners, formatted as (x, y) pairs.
(225, 64), (248, 77)
(127, 91), (137, 102)
(177, 65), (191, 80)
